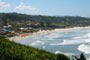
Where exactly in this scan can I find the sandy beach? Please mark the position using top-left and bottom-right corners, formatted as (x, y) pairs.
(9, 26), (90, 41)
(9, 26), (90, 60)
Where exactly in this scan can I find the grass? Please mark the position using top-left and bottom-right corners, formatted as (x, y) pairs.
(0, 36), (70, 60)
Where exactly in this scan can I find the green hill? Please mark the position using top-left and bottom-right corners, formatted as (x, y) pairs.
(0, 13), (90, 28)
(0, 36), (70, 60)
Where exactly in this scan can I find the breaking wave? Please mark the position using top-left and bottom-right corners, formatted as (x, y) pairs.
(50, 33), (90, 45)
(30, 40), (45, 46)
(55, 51), (75, 55)
(78, 44), (90, 54)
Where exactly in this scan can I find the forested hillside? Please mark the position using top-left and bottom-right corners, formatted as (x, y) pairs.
(0, 13), (90, 28)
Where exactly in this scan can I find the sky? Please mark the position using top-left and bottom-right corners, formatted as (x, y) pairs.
(0, 0), (90, 17)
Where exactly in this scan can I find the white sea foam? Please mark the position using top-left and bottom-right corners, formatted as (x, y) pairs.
(55, 51), (64, 54)
(50, 39), (86, 46)
(85, 33), (90, 42)
(50, 32), (90, 46)
(87, 58), (90, 60)
(55, 51), (75, 55)
(61, 39), (85, 45)
(43, 33), (61, 41)
(43, 46), (46, 49)
(78, 44), (90, 54)
(86, 39), (90, 42)
(49, 34), (60, 39)
(73, 35), (87, 39)
(9, 26), (90, 58)
(46, 33), (60, 38)
(30, 40), (45, 46)
(36, 40), (42, 43)
(30, 42), (36, 46)
(75, 33), (90, 43)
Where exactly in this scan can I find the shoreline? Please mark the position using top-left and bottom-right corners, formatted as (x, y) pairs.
(9, 26), (90, 60)
(9, 26), (90, 41)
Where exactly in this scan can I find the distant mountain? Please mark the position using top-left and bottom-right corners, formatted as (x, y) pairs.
(0, 13), (90, 28)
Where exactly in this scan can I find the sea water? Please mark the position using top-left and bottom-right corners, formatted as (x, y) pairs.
(14, 28), (90, 59)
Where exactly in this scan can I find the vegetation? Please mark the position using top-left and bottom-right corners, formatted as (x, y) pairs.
(0, 13), (87, 60)
(0, 36), (70, 60)
(73, 53), (86, 60)
(0, 13), (90, 29)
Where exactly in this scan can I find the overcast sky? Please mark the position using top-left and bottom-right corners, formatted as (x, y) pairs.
(0, 0), (90, 17)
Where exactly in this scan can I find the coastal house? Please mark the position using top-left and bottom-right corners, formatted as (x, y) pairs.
(3, 25), (12, 28)
(0, 27), (15, 37)
(19, 27), (33, 30)
(0, 29), (6, 34)
(19, 27), (34, 33)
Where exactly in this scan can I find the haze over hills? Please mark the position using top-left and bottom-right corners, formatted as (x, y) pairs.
(0, 13), (90, 28)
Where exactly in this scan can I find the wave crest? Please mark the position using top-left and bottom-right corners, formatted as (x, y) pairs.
(78, 44), (90, 54)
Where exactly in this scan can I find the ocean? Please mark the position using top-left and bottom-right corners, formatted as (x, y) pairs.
(14, 27), (90, 59)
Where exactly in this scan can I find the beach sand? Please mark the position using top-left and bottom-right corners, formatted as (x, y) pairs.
(9, 26), (90, 41)
(9, 26), (90, 60)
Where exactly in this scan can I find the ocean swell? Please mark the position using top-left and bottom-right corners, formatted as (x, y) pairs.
(78, 44), (90, 54)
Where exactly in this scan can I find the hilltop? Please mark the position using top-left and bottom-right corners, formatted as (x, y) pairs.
(0, 13), (90, 28)
(0, 13), (90, 37)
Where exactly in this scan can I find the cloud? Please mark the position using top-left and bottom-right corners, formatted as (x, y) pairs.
(15, 3), (36, 11)
(0, 1), (11, 9)
(14, 2), (42, 15)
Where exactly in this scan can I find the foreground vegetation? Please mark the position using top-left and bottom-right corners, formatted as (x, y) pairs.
(0, 36), (70, 60)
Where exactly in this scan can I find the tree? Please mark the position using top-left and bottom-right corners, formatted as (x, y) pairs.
(73, 53), (86, 60)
